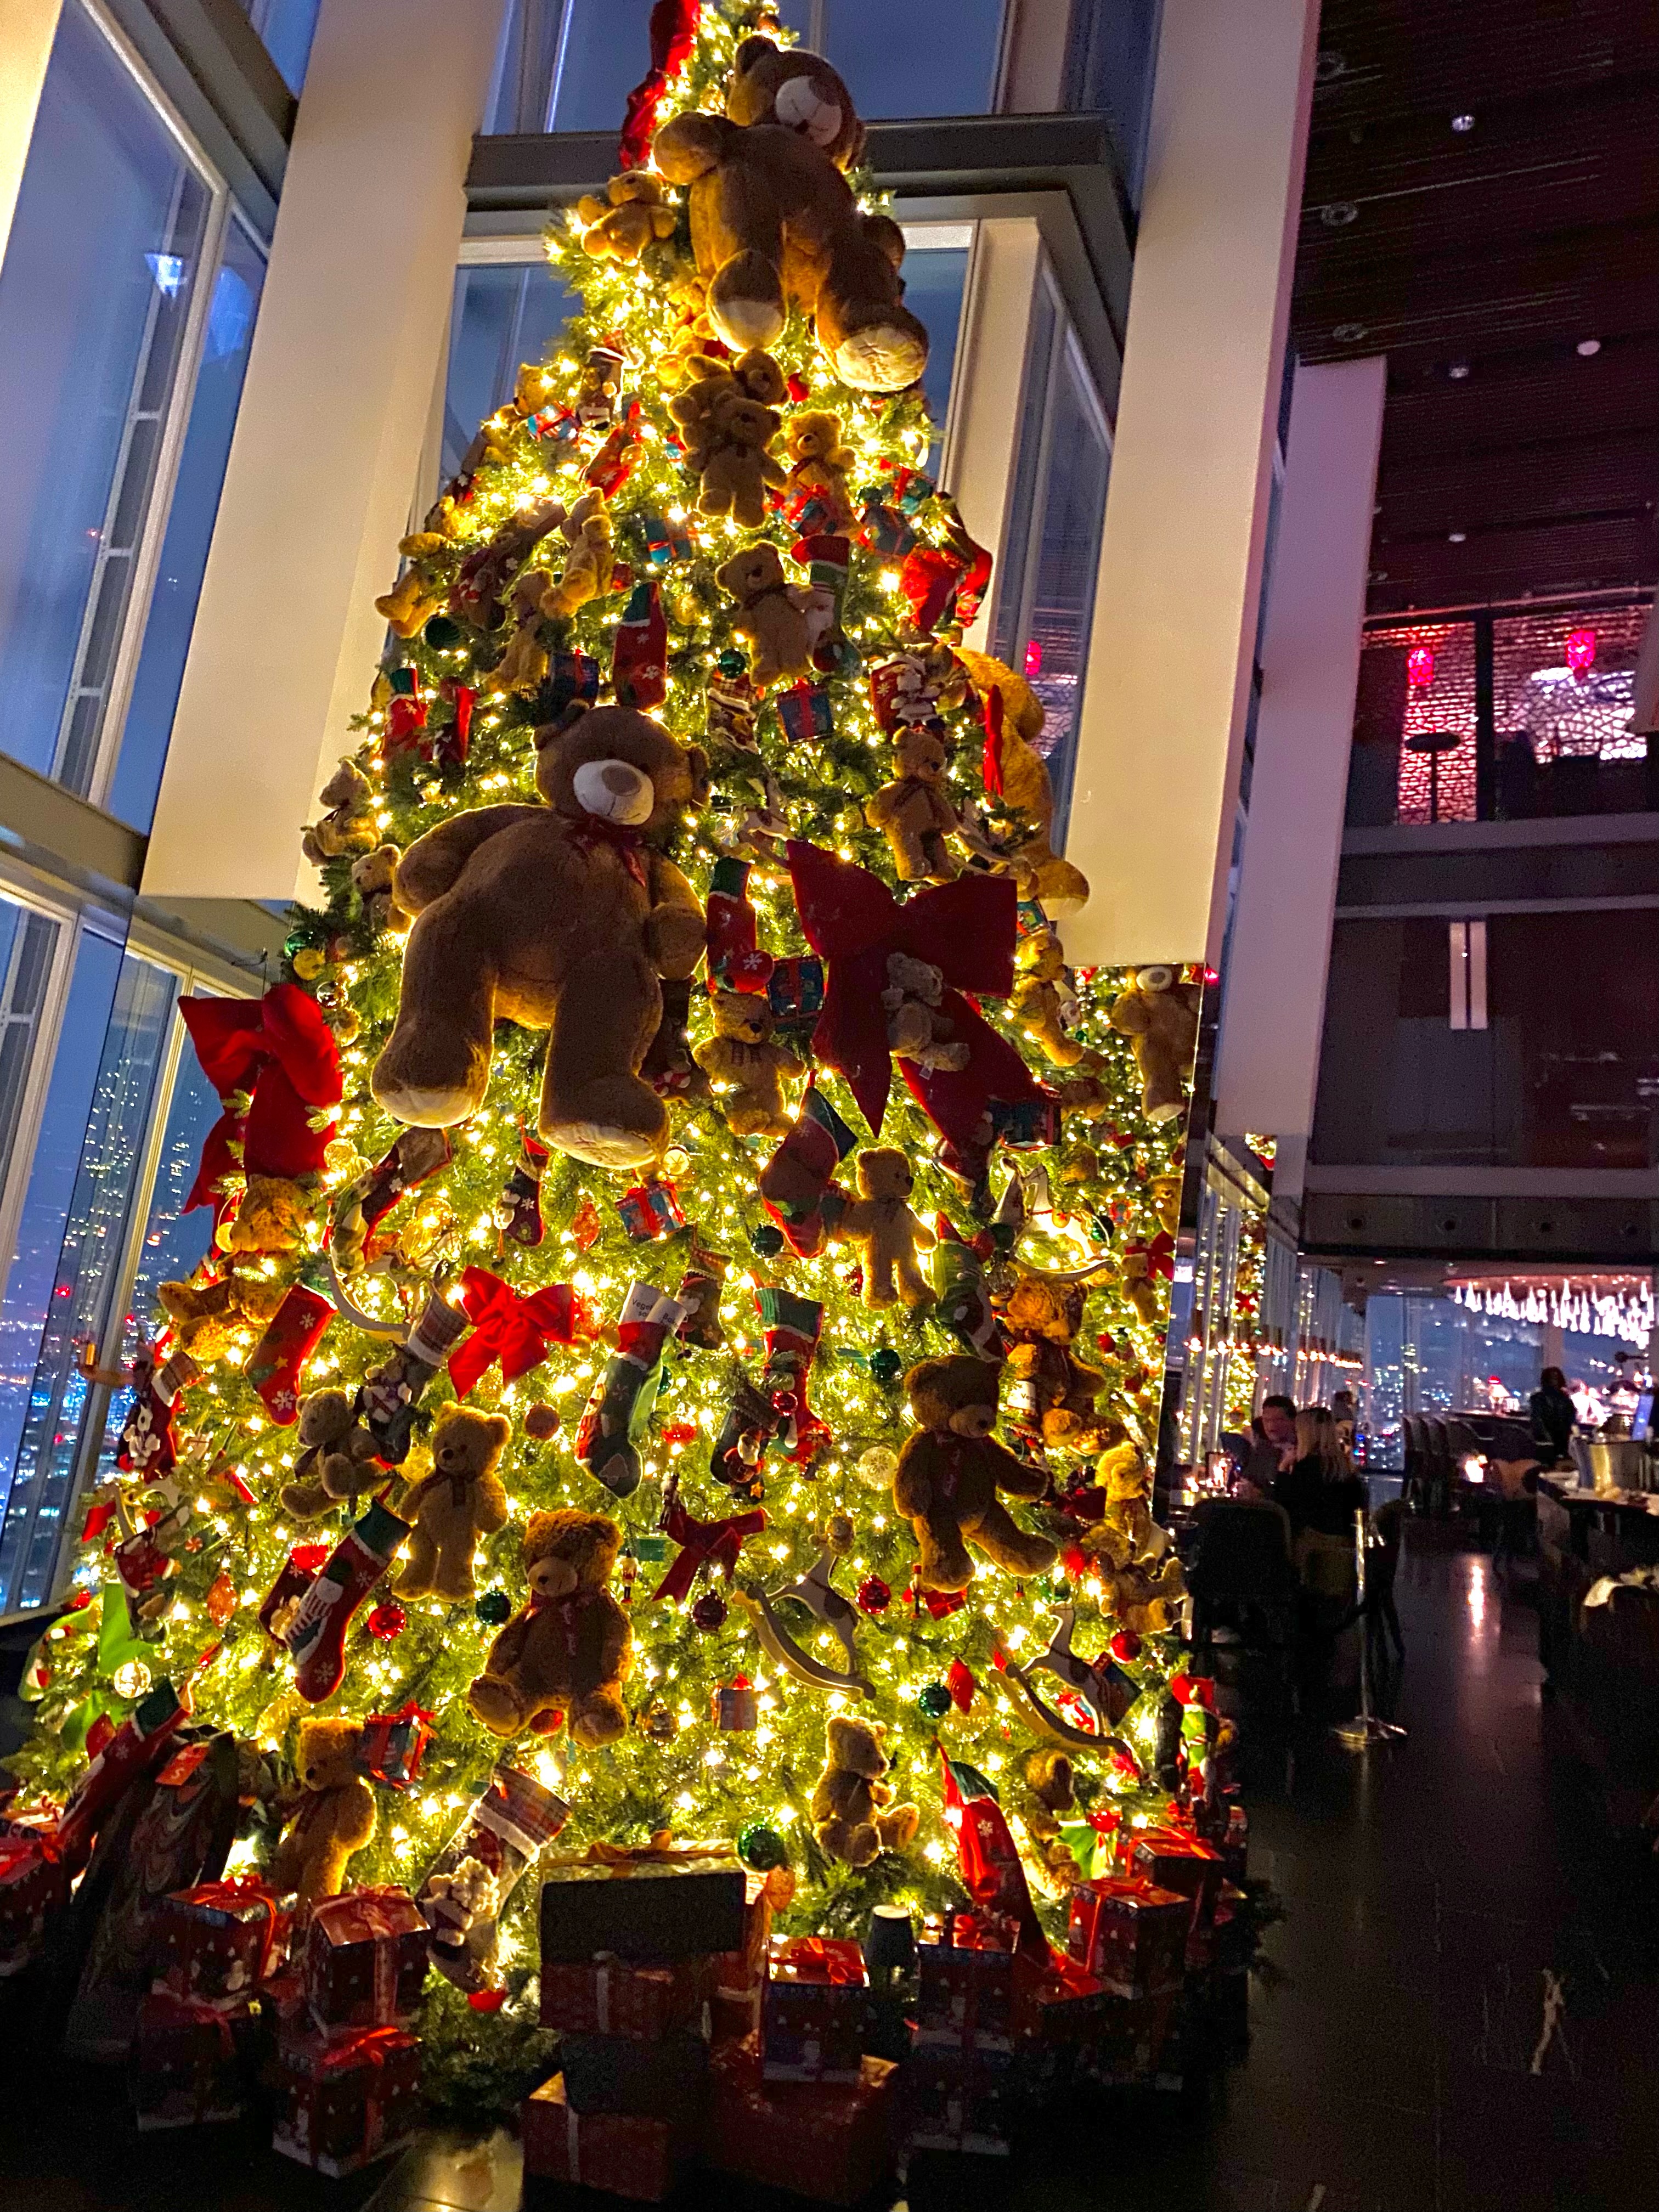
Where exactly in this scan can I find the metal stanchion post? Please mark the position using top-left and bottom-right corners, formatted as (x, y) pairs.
(1333, 1504), (1406, 1750)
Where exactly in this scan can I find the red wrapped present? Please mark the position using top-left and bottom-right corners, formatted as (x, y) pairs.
(0, 1830), (68, 1977)
(905, 2043), (1015, 2156)
(129, 1989), (251, 2129)
(711, 1867), (776, 1996)
(706, 2034), (899, 2204)
(539, 1953), (709, 2039)
(762, 1936), (868, 2082)
(1222, 1802), (1249, 1883)
(915, 1911), (1018, 2054)
(356, 1701), (434, 1791)
(1066, 1877), (1189, 2000)
(1012, 1945), (1106, 2046)
(154, 1877), (287, 2010)
(521, 2072), (689, 2201)
(304, 1887), (428, 2031)
(1131, 1825), (1223, 1932)
(1079, 1989), (1178, 2087)
(273, 2022), (422, 2176)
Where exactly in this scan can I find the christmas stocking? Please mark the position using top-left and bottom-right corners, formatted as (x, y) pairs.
(284, 1498), (411, 1703)
(357, 1287), (470, 1464)
(332, 1127), (452, 1272)
(931, 1216), (1005, 1360)
(493, 1128), (550, 1248)
(675, 1237), (730, 1350)
(116, 1350), (200, 1481)
(704, 857), (774, 993)
(757, 1286), (831, 1465)
(612, 578), (667, 711)
(758, 1082), (856, 1257)
(247, 1285), (335, 1423)
(574, 1282), (688, 1499)
(792, 533), (855, 675)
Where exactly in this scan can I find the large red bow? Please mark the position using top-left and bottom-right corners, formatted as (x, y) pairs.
(618, 0), (699, 170)
(449, 1267), (594, 1397)
(1126, 1231), (1176, 1282)
(785, 840), (1041, 1148)
(652, 1496), (767, 1605)
(180, 984), (342, 1210)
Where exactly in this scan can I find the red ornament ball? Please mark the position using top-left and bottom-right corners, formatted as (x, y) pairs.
(366, 1601), (407, 1642)
(691, 1590), (729, 1633)
(523, 1402), (562, 1442)
(856, 1576), (891, 1615)
(467, 1988), (506, 2013)
(1109, 1628), (1142, 1663)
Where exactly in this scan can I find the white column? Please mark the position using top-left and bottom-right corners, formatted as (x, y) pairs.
(0, 0), (63, 262)
(1214, 356), (1387, 1146)
(1063, 0), (1318, 967)
(143, 0), (506, 901)
(944, 218), (1043, 647)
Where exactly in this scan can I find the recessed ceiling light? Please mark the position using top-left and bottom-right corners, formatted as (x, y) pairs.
(1577, 337), (1602, 357)
(1320, 201), (1359, 228)
(1448, 362), (1471, 379)
(1448, 531), (1468, 544)
(1452, 112), (1476, 132)
(1333, 321), (1369, 343)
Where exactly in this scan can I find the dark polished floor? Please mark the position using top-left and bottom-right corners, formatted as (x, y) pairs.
(4, 1538), (1656, 2211)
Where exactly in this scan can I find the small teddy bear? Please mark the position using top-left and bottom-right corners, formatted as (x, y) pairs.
(833, 1147), (937, 1309)
(269, 1716), (376, 1906)
(715, 543), (815, 689)
(351, 844), (404, 934)
(579, 170), (679, 260)
(223, 1173), (313, 1256)
(1015, 1747), (1083, 1883)
(1088, 1440), (1158, 1568)
(302, 760), (377, 866)
(157, 1268), (286, 1367)
(545, 490), (615, 620)
(376, 568), (445, 641)
(1011, 931), (1087, 1067)
(811, 1714), (919, 1868)
(995, 1268), (1108, 1454)
(879, 950), (968, 1074)
(693, 986), (805, 1138)
(279, 1389), (383, 1520)
(893, 1355), (1059, 1591)
(1108, 966), (1201, 1123)
(956, 650), (1090, 917)
(692, 388), (787, 529)
(864, 725), (960, 883)
(1117, 1245), (1164, 1328)
(393, 1406), (511, 1604)
(783, 411), (856, 528)
(467, 1508), (631, 1745)
(1148, 1168), (1183, 1239)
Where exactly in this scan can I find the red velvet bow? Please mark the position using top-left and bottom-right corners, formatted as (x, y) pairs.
(1126, 1231), (1176, 1282)
(778, 1936), (865, 1985)
(617, 0), (699, 169)
(786, 839), (1041, 1148)
(449, 1267), (593, 1398)
(180, 984), (342, 1210)
(652, 1496), (767, 1605)
(568, 814), (649, 891)
(981, 684), (1007, 799)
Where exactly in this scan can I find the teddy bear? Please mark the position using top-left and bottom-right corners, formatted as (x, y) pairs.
(1076, 1441), (1186, 1633)
(268, 1717), (377, 1906)
(351, 844), (404, 934)
(544, 490), (614, 621)
(157, 1268), (286, 1367)
(376, 567), (445, 641)
(279, 1389), (383, 1520)
(832, 1148), (937, 1309)
(693, 987), (805, 1138)
(223, 1173), (313, 1256)
(715, 544), (815, 689)
(467, 1508), (631, 1745)
(810, 1714), (919, 1868)
(783, 411), (856, 528)
(302, 760), (377, 866)
(371, 703), (706, 1169)
(579, 169), (678, 260)
(1014, 1747), (1082, 1884)
(1148, 1167), (1183, 1239)
(893, 1355), (1059, 1592)
(1085, 1551), (1187, 1639)
(994, 1269), (1108, 1454)
(956, 650), (1090, 917)
(653, 37), (927, 392)
(1088, 1440), (1157, 1567)
(690, 388), (787, 529)
(877, 950), (969, 1075)
(864, 725), (960, 884)
(1011, 932), (1087, 1067)
(1116, 1245), (1164, 1328)
(668, 347), (788, 462)
(1107, 967), (1201, 1124)
(393, 1406), (511, 1603)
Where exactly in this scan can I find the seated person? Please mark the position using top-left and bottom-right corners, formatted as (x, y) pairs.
(1238, 1395), (1298, 1498)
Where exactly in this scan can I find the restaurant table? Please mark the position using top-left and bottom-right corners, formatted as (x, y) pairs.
(1535, 1475), (1659, 1826)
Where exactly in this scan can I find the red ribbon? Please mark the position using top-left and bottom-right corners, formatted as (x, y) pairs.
(652, 1497), (767, 1604)
(982, 684), (1006, 799)
(449, 1267), (592, 1397)
(568, 815), (650, 891)
(180, 984), (342, 1207)
(777, 1936), (865, 1986)
(308, 2022), (414, 2078)
(179, 1876), (284, 1984)
(1125, 1231), (1176, 1282)
(617, 0), (699, 170)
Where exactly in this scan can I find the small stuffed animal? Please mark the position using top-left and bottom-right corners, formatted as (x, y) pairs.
(1148, 1168), (1183, 1238)
(545, 491), (615, 620)
(302, 760), (377, 866)
(693, 987), (805, 1138)
(157, 1269), (285, 1367)
(1107, 966), (1201, 1123)
(668, 347), (788, 467)
(1082, 1549), (1187, 1638)
(394, 1406), (511, 1603)
(351, 844), (404, 934)
(864, 725), (960, 883)
(994, 1268), (1108, 1454)
(783, 411), (856, 527)
(268, 1717), (376, 1906)
(956, 650), (1090, 916)
(376, 568), (444, 641)
(578, 170), (678, 260)
(893, 1355), (1058, 1590)
(1016, 1748), (1081, 1883)
(715, 544), (815, 689)
(692, 389), (787, 529)
(1088, 1441), (1158, 1568)
(224, 1174), (313, 1256)
(833, 1148), (936, 1309)
(879, 950), (968, 1073)
(467, 1508), (631, 1745)
(279, 1389), (382, 1520)
(1116, 1245), (1164, 1328)
(1011, 932), (1087, 1067)
(811, 1714), (919, 1867)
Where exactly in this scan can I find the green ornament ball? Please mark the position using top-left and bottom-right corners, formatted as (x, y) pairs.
(475, 1589), (512, 1627)
(917, 1683), (953, 1722)
(750, 1224), (785, 1257)
(868, 1347), (902, 1386)
(423, 614), (464, 651)
(737, 1821), (788, 1872)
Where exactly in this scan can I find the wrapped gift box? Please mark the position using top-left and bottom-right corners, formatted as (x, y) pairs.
(761, 1936), (867, 2083)
(273, 2023), (422, 2176)
(521, 2072), (689, 2202)
(1222, 1803), (1249, 1883)
(905, 2044), (1014, 2156)
(0, 1830), (67, 1978)
(915, 1913), (1018, 2055)
(540, 1951), (708, 2039)
(154, 1878), (287, 2010)
(1079, 1990), (1178, 2087)
(706, 2033), (899, 2205)
(1012, 1948), (1106, 2046)
(1066, 1877), (1190, 2000)
(1131, 1827), (1223, 1931)
(539, 1849), (746, 1963)
(558, 2029), (708, 2119)
(129, 1990), (251, 2129)
(710, 1866), (775, 2004)
(304, 1887), (428, 2032)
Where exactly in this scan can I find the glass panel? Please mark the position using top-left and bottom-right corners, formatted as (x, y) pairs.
(443, 263), (576, 484)
(988, 279), (1056, 669)
(0, 900), (63, 1207)
(549, 0), (661, 133)
(487, 0), (569, 133)
(0, 952), (180, 1613)
(234, 0), (321, 95)
(1491, 602), (1656, 821)
(0, 0), (212, 794)
(899, 244), (968, 471)
(775, 0), (1004, 120)
(105, 223), (268, 832)
(1064, 0), (1164, 202)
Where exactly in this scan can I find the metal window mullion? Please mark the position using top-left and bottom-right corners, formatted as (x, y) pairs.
(0, 909), (83, 1333)
(934, 218), (981, 497)
(1012, 264), (1064, 669)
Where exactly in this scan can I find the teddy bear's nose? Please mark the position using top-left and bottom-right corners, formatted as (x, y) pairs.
(775, 75), (842, 146)
(572, 757), (655, 826)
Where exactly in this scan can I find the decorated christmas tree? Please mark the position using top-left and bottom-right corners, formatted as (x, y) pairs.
(8, 0), (1209, 2114)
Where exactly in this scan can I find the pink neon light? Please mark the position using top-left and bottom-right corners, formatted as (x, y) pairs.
(1406, 645), (1435, 687)
(1023, 637), (1042, 678)
(1566, 628), (1596, 674)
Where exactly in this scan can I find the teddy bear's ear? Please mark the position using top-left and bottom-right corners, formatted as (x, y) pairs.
(486, 1414), (511, 1449)
(734, 33), (778, 70)
(681, 742), (710, 803)
(534, 699), (590, 750)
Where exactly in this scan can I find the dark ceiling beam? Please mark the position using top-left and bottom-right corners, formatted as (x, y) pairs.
(1377, 431), (1659, 537)
(1368, 513), (1659, 612)
(1379, 339), (1659, 459)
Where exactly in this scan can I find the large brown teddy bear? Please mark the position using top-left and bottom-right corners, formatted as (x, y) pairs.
(864, 725), (960, 883)
(653, 37), (928, 392)
(371, 705), (706, 1169)
(269, 1717), (376, 1906)
(394, 1406), (511, 1603)
(956, 650), (1090, 917)
(1011, 931), (1087, 1066)
(893, 1355), (1058, 1592)
(995, 1269), (1108, 1453)
(279, 1389), (382, 1520)
(1107, 966), (1201, 1124)
(467, 1509), (631, 1746)
(716, 544), (815, 689)
(832, 1147), (936, 1309)
(693, 987), (805, 1138)
(811, 1714), (919, 1868)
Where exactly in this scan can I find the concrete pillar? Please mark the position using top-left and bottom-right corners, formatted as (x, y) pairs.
(143, 0), (506, 900)
(1214, 356), (1387, 1145)
(1063, 0), (1318, 967)
(0, 0), (63, 263)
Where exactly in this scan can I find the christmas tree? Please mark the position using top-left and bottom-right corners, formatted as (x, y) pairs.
(10, 1), (1203, 2111)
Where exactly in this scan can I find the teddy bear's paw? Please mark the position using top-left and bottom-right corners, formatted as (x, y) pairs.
(708, 253), (787, 351)
(465, 1677), (524, 1736)
(543, 1079), (668, 1169)
(831, 318), (928, 393)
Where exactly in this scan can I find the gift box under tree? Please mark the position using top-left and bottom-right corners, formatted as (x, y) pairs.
(706, 2033), (900, 2205)
(304, 1886), (428, 2032)
(273, 2022), (423, 2176)
(0, 1830), (67, 1978)
(521, 2072), (691, 2202)
(905, 2041), (1015, 2156)
(539, 1843), (747, 1962)
(154, 1877), (289, 2010)
(1131, 1825), (1223, 1935)
(761, 1935), (868, 2083)
(129, 1989), (255, 2130)
(915, 1911), (1018, 2055)
(1066, 1877), (1189, 2000)
(539, 1951), (710, 2039)
(558, 2028), (708, 2120)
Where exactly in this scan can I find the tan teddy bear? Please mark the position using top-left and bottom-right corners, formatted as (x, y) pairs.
(467, 1508), (631, 1745)
(832, 1147), (937, 1309)
(223, 1173), (313, 1256)
(376, 567), (444, 640)
(351, 844), (405, 934)
(693, 987), (805, 1138)
(893, 1355), (1058, 1591)
(715, 543), (815, 689)
(579, 170), (678, 261)
(544, 490), (615, 620)
(879, 949), (968, 1074)
(1088, 1440), (1157, 1567)
(1016, 1748), (1082, 1883)
(956, 650), (1090, 917)
(1107, 966), (1201, 1123)
(692, 388), (787, 529)
(302, 760), (377, 866)
(269, 1716), (376, 1906)
(864, 725), (960, 883)
(811, 1714), (919, 1868)
(1148, 1168), (1184, 1239)
(279, 1389), (382, 1521)
(393, 1406), (511, 1604)
(1011, 932), (1087, 1067)
(995, 1268), (1108, 1453)
(157, 1268), (286, 1367)
(783, 411), (856, 527)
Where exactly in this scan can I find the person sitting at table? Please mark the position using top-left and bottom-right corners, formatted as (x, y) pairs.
(1529, 1367), (1576, 1468)
(1238, 1395), (1298, 1498)
(1273, 1407), (1367, 1538)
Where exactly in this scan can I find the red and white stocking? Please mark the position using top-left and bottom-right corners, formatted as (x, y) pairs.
(247, 1285), (334, 1423)
(285, 1498), (411, 1703)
